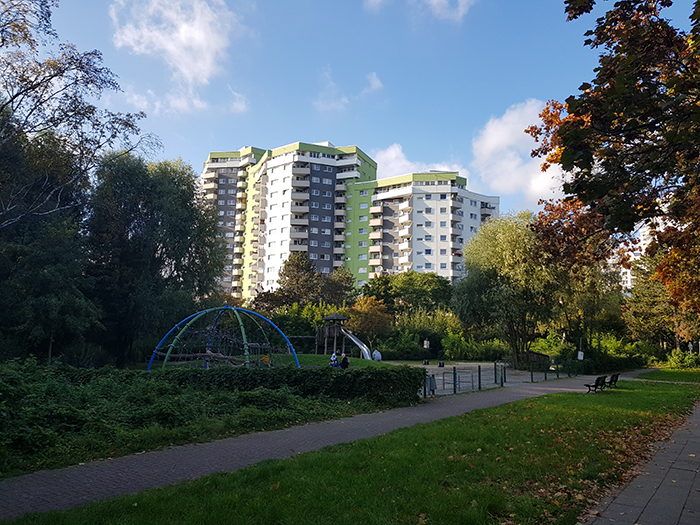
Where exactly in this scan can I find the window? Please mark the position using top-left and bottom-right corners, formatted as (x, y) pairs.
(440, 208), (447, 213)
(440, 194), (447, 200)
(359, 190), (369, 196)
(358, 267), (368, 273)
(358, 254), (367, 260)
(228, 189), (236, 194)
(310, 227), (318, 234)
(323, 177), (332, 183)
(311, 215), (319, 221)
(393, 252), (399, 258)
(322, 203), (332, 210)
(440, 235), (447, 241)
(311, 189), (320, 196)
(225, 232), (234, 237)
(309, 253), (318, 260)
(425, 195), (432, 200)
(440, 249), (447, 255)
(440, 221), (447, 227)
(219, 179), (227, 184)
(228, 221), (235, 226)
(440, 263), (447, 269)
(218, 189), (226, 194)
(359, 228), (368, 234)
(322, 216), (331, 222)
(321, 228), (331, 235)
(359, 215), (368, 222)
(322, 191), (332, 197)
(310, 240), (318, 247)
(425, 235), (432, 241)
(311, 202), (319, 208)
(470, 213), (477, 220)
(359, 203), (368, 209)
(227, 200), (236, 205)
(321, 266), (331, 273)
(312, 176), (320, 183)
(358, 241), (368, 247)
(424, 207), (433, 214)
(218, 200), (225, 205)
(321, 242), (331, 248)
(425, 249), (432, 255)
(470, 200), (477, 206)
(229, 178), (236, 184)
(425, 221), (432, 227)
(425, 263), (432, 269)
(218, 221), (224, 226)
(227, 211), (234, 216)
(313, 165), (320, 170)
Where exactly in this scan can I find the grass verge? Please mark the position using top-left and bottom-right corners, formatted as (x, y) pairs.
(635, 368), (700, 383)
(7, 380), (699, 525)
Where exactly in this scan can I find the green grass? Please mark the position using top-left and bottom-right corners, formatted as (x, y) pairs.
(636, 368), (700, 383)
(8, 381), (699, 525)
(295, 354), (390, 368)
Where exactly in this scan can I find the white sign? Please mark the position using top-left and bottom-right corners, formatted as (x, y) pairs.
(577, 351), (584, 361)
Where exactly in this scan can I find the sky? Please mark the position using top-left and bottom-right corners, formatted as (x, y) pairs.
(50, 0), (695, 213)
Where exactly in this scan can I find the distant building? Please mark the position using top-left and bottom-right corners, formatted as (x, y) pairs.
(200, 142), (500, 298)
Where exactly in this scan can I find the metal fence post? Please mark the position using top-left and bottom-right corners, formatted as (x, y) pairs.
(503, 365), (507, 383)
(453, 366), (457, 394)
(530, 363), (534, 383)
(478, 365), (481, 390)
(500, 364), (504, 387)
(494, 362), (497, 384)
(544, 367), (547, 381)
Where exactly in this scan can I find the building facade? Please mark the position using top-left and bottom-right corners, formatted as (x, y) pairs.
(200, 142), (499, 298)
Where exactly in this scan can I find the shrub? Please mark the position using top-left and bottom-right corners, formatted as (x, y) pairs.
(666, 349), (700, 369)
(441, 335), (510, 362)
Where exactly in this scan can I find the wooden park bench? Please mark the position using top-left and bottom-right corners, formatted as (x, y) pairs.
(584, 375), (607, 393)
(606, 373), (620, 388)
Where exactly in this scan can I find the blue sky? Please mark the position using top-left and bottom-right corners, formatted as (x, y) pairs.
(51, 0), (695, 212)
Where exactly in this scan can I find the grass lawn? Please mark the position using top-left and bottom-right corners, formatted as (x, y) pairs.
(295, 354), (390, 368)
(636, 368), (700, 383)
(8, 380), (699, 525)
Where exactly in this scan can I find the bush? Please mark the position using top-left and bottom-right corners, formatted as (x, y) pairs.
(441, 334), (510, 362)
(666, 349), (700, 369)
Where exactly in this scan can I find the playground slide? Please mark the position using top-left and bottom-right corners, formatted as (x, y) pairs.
(340, 327), (372, 360)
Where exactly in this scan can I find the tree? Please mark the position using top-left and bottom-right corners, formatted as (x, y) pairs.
(527, 0), (700, 313)
(390, 271), (452, 312)
(253, 252), (322, 312)
(0, 0), (149, 229)
(319, 266), (358, 307)
(86, 153), (224, 367)
(452, 213), (554, 365)
(360, 274), (395, 311)
(346, 296), (392, 350)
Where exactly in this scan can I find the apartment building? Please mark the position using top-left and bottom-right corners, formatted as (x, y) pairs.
(345, 172), (500, 286)
(200, 142), (376, 300)
(201, 143), (499, 298)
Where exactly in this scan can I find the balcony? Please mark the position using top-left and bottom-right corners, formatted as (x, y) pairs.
(290, 230), (308, 239)
(236, 201), (246, 210)
(291, 204), (309, 214)
(369, 230), (383, 240)
(369, 218), (383, 228)
(231, 269), (243, 277)
(291, 190), (309, 201)
(291, 217), (309, 226)
(204, 193), (216, 201)
(202, 182), (217, 191)
(399, 255), (411, 265)
(336, 155), (358, 167)
(399, 227), (411, 238)
(337, 169), (360, 180)
(232, 255), (243, 264)
(292, 166), (310, 176)
(201, 170), (216, 181)
(334, 234), (346, 242)
(334, 207), (346, 215)
(289, 243), (308, 252)
(292, 178), (310, 188)
(233, 246), (244, 254)
(398, 241), (411, 252)
(231, 278), (241, 286)
(333, 259), (344, 267)
(370, 205), (383, 214)
(334, 221), (345, 229)
(399, 214), (412, 225)
(369, 245), (382, 253)
(368, 260), (383, 269)
(335, 182), (347, 191)
(231, 291), (243, 299)
(333, 246), (345, 254)
(237, 180), (247, 189)
(234, 235), (244, 243)
(399, 200), (412, 212)
(335, 195), (346, 204)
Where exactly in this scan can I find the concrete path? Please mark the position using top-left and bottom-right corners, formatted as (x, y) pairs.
(584, 400), (700, 525)
(0, 371), (694, 522)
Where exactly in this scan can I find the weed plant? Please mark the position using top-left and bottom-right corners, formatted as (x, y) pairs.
(0, 359), (423, 478)
(7, 381), (699, 525)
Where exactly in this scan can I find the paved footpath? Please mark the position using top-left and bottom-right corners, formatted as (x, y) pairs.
(0, 371), (695, 522)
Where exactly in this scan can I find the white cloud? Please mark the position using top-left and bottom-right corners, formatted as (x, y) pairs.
(411, 0), (477, 22)
(110, 0), (246, 113)
(470, 99), (564, 212)
(374, 143), (468, 180)
(314, 68), (384, 112)
(360, 72), (383, 97)
(364, 0), (387, 10)
(228, 87), (249, 114)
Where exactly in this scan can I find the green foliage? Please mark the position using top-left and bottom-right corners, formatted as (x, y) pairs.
(378, 329), (426, 361)
(0, 359), (425, 476)
(441, 334), (510, 362)
(666, 349), (700, 370)
(394, 307), (461, 358)
(530, 331), (576, 358)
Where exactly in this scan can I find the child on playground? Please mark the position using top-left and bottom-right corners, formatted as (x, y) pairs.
(330, 351), (341, 368)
